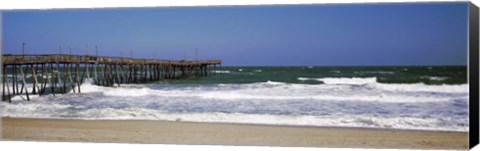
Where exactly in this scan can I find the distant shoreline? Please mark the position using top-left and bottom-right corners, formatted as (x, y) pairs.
(1, 117), (468, 149)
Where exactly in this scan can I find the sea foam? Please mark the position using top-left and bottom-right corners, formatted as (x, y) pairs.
(0, 76), (469, 132)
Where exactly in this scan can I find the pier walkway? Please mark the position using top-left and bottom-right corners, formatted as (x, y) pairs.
(1, 54), (222, 102)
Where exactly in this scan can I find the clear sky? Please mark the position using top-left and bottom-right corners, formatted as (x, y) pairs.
(2, 2), (468, 66)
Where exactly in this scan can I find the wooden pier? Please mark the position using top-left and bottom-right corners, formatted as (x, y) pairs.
(1, 54), (221, 102)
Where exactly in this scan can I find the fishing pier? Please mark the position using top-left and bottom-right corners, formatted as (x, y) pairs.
(1, 54), (222, 102)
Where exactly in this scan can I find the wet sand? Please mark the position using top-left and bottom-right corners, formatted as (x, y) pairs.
(1, 117), (468, 149)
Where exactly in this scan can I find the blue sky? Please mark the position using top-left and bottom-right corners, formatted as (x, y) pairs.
(2, 2), (469, 66)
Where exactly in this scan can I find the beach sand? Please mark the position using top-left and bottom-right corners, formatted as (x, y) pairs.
(1, 117), (468, 149)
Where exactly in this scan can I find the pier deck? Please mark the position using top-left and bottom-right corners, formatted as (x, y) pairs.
(1, 54), (222, 102)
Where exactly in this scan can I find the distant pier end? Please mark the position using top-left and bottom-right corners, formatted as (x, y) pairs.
(1, 54), (222, 102)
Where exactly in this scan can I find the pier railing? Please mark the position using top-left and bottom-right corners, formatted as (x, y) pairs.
(2, 54), (221, 65)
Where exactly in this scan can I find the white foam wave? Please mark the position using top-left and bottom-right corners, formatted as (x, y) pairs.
(296, 77), (468, 93)
(374, 83), (468, 93)
(197, 92), (460, 103)
(329, 70), (341, 73)
(212, 70), (230, 74)
(1, 77), (469, 132)
(0, 105), (467, 132)
(297, 77), (315, 81)
(2, 102), (74, 117)
(1, 77), (468, 104)
(75, 81), (466, 103)
(356, 71), (395, 74)
(103, 88), (151, 97)
(421, 76), (448, 81)
(316, 77), (377, 85)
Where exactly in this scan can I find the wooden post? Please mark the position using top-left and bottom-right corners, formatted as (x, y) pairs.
(115, 64), (120, 86)
(20, 65), (30, 101)
(100, 64), (104, 86)
(173, 66), (176, 79)
(11, 65), (15, 95)
(40, 64), (47, 95)
(5, 65), (12, 103)
(130, 64), (134, 83)
(2, 65), (6, 101)
(81, 63), (87, 84)
(160, 65), (163, 80)
(40, 64), (46, 95)
(98, 64), (105, 85)
(14, 65), (18, 95)
(111, 64), (115, 85)
(31, 64), (40, 94)
(103, 64), (108, 86)
(143, 64), (147, 82)
(118, 64), (123, 83)
(31, 65), (36, 94)
(110, 64), (115, 86)
(134, 65), (138, 83)
(213, 64), (216, 75)
(152, 64), (156, 80)
(62, 64), (68, 93)
(56, 62), (62, 93)
(204, 65), (208, 77)
(126, 64), (130, 83)
(104, 64), (108, 86)
(86, 62), (90, 79)
(156, 64), (159, 80)
(19, 65), (28, 95)
(107, 64), (112, 86)
(76, 63), (81, 93)
(50, 64), (56, 96)
(130, 65), (133, 83)
(105, 64), (110, 86)
(94, 63), (98, 85)
(163, 65), (166, 79)
(134, 64), (137, 82)
(90, 63), (94, 81)
(165, 65), (169, 79)
(149, 64), (153, 81)
(157, 65), (160, 80)
(86, 45), (90, 79)
(158, 65), (161, 80)
(67, 63), (76, 93)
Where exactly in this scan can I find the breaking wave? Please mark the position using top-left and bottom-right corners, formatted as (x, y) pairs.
(0, 76), (469, 132)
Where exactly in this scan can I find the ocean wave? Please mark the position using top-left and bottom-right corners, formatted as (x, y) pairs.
(296, 77), (467, 93)
(0, 106), (467, 132)
(420, 76), (448, 81)
(329, 70), (341, 73)
(1, 77), (468, 103)
(212, 70), (230, 74)
(298, 77), (378, 85)
(373, 83), (468, 93)
(315, 77), (378, 85)
(1, 76), (469, 132)
(355, 71), (395, 74)
(297, 77), (315, 81)
(69, 80), (467, 103)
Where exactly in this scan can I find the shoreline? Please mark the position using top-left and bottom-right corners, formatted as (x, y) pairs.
(1, 117), (468, 149)
(0, 116), (469, 133)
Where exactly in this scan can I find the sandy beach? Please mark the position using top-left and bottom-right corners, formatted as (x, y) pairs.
(0, 117), (468, 149)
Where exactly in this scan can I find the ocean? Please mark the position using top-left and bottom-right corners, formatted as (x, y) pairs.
(1, 66), (469, 132)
